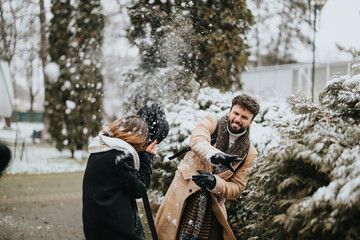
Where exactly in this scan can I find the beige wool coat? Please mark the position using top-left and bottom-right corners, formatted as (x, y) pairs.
(155, 114), (258, 240)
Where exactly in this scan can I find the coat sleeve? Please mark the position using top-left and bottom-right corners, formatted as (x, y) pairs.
(114, 151), (155, 199)
(210, 149), (257, 199)
(189, 114), (222, 164)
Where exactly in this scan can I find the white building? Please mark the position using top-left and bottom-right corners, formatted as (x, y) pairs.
(241, 61), (358, 101)
(0, 60), (14, 118)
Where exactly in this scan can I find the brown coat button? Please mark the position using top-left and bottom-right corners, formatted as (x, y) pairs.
(189, 189), (192, 193)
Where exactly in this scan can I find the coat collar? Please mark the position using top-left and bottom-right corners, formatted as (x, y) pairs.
(88, 134), (140, 170)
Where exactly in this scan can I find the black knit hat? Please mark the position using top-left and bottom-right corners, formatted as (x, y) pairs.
(137, 102), (169, 144)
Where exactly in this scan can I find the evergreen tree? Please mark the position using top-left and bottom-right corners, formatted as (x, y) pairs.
(175, 0), (253, 89)
(46, 0), (104, 155)
(46, 0), (74, 152)
(124, 0), (253, 111)
(124, 1), (198, 111)
(230, 66), (360, 239)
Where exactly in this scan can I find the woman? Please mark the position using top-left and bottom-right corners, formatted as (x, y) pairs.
(82, 114), (157, 240)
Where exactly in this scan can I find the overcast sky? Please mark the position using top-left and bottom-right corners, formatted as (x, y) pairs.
(295, 0), (360, 63)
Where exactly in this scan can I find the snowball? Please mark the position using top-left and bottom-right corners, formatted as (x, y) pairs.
(66, 100), (76, 109)
(44, 62), (60, 83)
(61, 128), (67, 136)
(91, 7), (101, 15)
(63, 139), (69, 145)
(64, 80), (71, 89)
(83, 128), (88, 134)
(84, 59), (91, 65)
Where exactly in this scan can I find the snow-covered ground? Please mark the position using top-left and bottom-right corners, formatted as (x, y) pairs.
(0, 121), (88, 175)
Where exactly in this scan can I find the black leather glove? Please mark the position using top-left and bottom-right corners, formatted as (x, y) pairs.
(210, 152), (243, 172)
(192, 170), (216, 190)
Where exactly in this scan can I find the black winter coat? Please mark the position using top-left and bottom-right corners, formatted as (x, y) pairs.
(82, 149), (155, 240)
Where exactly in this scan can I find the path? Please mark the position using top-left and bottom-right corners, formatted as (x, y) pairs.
(0, 172), (152, 239)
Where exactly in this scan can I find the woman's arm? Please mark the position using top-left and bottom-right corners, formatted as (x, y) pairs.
(115, 141), (157, 198)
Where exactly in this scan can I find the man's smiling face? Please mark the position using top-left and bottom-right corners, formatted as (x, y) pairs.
(228, 104), (254, 134)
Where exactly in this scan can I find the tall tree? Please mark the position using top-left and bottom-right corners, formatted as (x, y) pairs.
(0, 0), (33, 126)
(65, 0), (105, 153)
(125, 0), (253, 110)
(39, 0), (50, 136)
(177, 0), (254, 89)
(248, 0), (312, 66)
(47, 0), (105, 155)
(46, 0), (74, 151)
(22, 45), (42, 122)
(124, 0), (198, 111)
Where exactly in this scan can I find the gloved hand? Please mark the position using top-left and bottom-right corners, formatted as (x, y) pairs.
(151, 119), (169, 144)
(192, 170), (216, 190)
(137, 102), (169, 144)
(210, 152), (243, 172)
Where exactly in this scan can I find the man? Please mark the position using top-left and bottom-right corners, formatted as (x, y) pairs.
(155, 94), (260, 240)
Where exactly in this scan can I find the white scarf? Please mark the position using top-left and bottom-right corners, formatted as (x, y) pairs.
(88, 134), (140, 170)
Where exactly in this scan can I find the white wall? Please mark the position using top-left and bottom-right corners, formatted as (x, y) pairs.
(242, 68), (293, 99)
(0, 61), (14, 117)
(241, 61), (358, 100)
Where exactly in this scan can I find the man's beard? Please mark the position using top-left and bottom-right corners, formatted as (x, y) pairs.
(228, 120), (247, 134)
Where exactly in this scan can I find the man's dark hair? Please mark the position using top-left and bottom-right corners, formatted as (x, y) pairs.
(231, 94), (260, 119)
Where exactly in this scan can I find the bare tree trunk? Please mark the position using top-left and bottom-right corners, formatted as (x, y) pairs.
(29, 89), (34, 122)
(1, 2), (16, 128)
(5, 117), (12, 128)
(254, 0), (261, 67)
(39, 0), (49, 139)
(39, 0), (47, 68)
